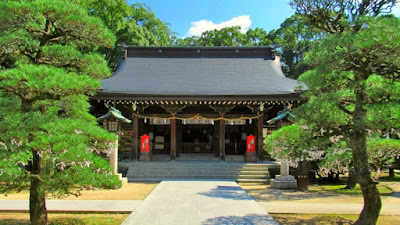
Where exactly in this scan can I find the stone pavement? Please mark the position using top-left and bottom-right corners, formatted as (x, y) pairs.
(121, 181), (279, 225)
(259, 201), (400, 215)
(1, 181), (400, 224)
(0, 200), (141, 213)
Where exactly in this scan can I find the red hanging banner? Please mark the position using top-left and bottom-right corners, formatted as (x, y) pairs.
(140, 134), (150, 152)
(246, 134), (256, 152)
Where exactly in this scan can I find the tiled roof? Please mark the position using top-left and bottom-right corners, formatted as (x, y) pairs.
(99, 47), (302, 96)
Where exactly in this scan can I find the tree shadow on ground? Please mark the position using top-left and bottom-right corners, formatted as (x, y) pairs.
(244, 186), (339, 202)
(272, 214), (354, 225)
(198, 186), (253, 200)
(201, 213), (278, 225)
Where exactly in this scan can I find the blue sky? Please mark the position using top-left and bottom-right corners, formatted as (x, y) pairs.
(130, 0), (400, 38)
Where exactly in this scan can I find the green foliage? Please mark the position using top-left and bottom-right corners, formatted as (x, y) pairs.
(265, 124), (325, 168)
(267, 16), (400, 179)
(197, 26), (248, 47)
(174, 16), (321, 79)
(175, 26), (262, 47)
(287, 1), (398, 223)
(268, 14), (324, 78)
(367, 138), (400, 172)
(75, 0), (174, 70)
(318, 141), (352, 175)
(296, 15), (400, 132)
(0, 0), (120, 202)
(291, 0), (397, 33)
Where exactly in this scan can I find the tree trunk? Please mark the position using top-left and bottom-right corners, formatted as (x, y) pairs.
(22, 98), (48, 225)
(352, 83), (381, 225)
(374, 167), (382, 181)
(345, 168), (356, 189)
(29, 149), (48, 225)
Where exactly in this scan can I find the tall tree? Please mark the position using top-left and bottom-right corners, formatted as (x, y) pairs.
(174, 27), (271, 47)
(198, 26), (247, 46)
(76, 0), (174, 70)
(173, 22), (319, 79)
(291, 0), (400, 223)
(245, 28), (270, 46)
(268, 14), (323, 79)
(0, 1), (121, 224)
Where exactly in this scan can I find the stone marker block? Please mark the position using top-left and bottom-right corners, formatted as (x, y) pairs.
(271, 175), (297, 189)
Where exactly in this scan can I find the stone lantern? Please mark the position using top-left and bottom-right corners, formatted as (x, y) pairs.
(267, 108), (297, 189)
(97, 107), (131, 174)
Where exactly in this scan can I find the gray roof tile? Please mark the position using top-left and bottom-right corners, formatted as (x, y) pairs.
(100, 56), (301, 96)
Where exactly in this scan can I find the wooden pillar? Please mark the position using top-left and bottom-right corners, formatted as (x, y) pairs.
(176, 120), (182, 157)
(219, 119), (225, 161)
(257, 116), (264, 161)
(213, 121), (220, 157)
(161, 105), (185, 160)
(210, 106), (233, 161)
(170, 118), (176, 160)
(132, 114), (139, 161)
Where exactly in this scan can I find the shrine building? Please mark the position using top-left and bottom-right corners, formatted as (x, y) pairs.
(90, 46), (303, 162)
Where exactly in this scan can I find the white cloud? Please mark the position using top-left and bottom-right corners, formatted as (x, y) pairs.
(186, 15), (251, 37)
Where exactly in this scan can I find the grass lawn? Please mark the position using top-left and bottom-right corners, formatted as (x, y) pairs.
(0, 182), (159, 200)
(308, 172), (400, 196)
(271, 214), (400, 225)
(241, 172), (400, 203)
(308, 183), (393, 195)
(0, 212), (128, 225)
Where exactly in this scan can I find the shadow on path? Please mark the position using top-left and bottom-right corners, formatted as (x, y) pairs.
(198, 186), (253, 200)
(272, 214), (354, 225)
(202, 213), (278, 225)
(244, 186), (340, 202)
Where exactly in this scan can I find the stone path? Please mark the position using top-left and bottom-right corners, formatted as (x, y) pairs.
(259, 202), (400, 215)
(2, 180), (400, 224)
(121, 181), (278, 225)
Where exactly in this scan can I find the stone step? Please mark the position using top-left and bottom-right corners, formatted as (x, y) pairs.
(128, 178), (270, 184)
(237, 178), (270, 184)
(127, 170), (269, 174)
(116, 173), (128, 186)
(128, 171), (270, 176)
(128, 169), (269, 174)
(128, 178), (236, 182)
(128, 173), (269, 178)
(128, 174), (267, 178)
(126, 164), (275, 169)
(176, 158), (220, 161)
(128, 166), (262, 169)
(128, 168), (269, 175)
(126, 161), (278, 184)
(127, 175), (269, 180)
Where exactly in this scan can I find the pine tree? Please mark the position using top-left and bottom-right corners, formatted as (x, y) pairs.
(293, 15), (400, 225)
(0, 1), (121, 224)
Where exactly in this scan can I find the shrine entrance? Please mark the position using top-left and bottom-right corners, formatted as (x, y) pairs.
(182, 124), (214, 154)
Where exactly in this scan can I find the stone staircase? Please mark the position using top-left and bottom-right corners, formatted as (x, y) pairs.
(177, 153), (220, 161)
(126, 160), (279, 184)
